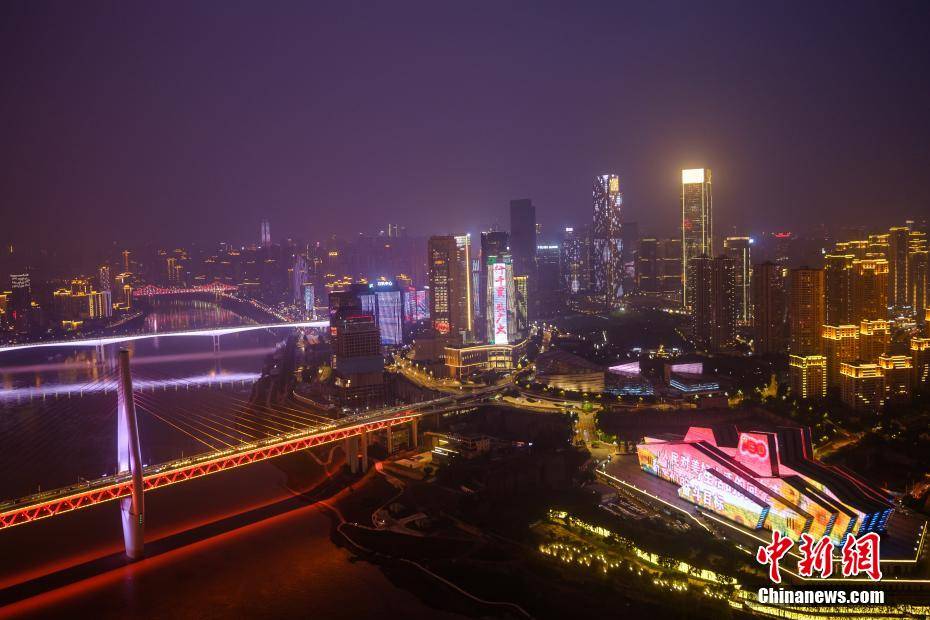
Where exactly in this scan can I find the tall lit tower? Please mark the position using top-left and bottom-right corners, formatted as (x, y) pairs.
(681, 168), (713, 310)
(888, 226), (909, 312)
(98, 264), (112, 292)
(788, 267), (825, 356)
(260, 219), (271, 248)
(427, 234), (472, 342)
(723, 236), (751, 325)
(592, 174), (623, 310)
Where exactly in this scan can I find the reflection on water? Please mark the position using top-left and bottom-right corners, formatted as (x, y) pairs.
(143, 298), (257, 333)
(0, 299), (290, 499)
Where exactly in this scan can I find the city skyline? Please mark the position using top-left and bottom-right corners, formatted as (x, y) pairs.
(3, 4), (930, 617)
(3, 3), (930, 252)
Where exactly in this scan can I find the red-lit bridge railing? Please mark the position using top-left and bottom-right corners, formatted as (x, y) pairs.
(0, 413), (420, 530)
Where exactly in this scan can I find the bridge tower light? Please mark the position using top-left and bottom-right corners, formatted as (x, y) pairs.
(117, 348), (145, 560)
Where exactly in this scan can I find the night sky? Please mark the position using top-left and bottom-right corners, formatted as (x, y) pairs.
(2, 1), (929, 252)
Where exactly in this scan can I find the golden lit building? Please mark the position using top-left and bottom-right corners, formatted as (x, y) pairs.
(911, 337), (930, 387)
(788, 267), (824, 355)
(850, 258), (888, 324)
(789, 354), (826, 400)
(858, 319), (891, 362)
(822, 324), (859, 388)
(834, 240), (869, 258)
(878, 354), (912, 405)
(428, 234), (473, 342)
(908, 230), (928, 319)
(840, 362), (884, 412)
(444, 340), (527, 380)
(888, 227), (910, 312)
(52, 288), (113, 323)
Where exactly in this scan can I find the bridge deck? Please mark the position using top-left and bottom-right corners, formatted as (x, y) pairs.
(0, 389), (495, 530)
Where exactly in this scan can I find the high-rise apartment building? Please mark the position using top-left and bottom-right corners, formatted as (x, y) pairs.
(330, 312), (384, 408)
(878, 354), (912, 405)
(681, 168), (712, 310)
(840, 362), (884, 412)
(908, 230), (928, 318)
(751, 262), (786, 354)
(911, 337), (930, 387)
(789, 355), (827, 400)
(788, 267), (824, 356)
(850, 258), (888, 324)
(824, 253), (854, 325)
(859, 319), (891, 363)
(724, 237), (751, 326)
(888, 226), (909, 312)
(822, 324), (860, 388)
(592, 174), (624, 309)
(427, 235), (472, 342)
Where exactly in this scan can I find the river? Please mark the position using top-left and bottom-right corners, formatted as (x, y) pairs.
(0, 298), (464, 619)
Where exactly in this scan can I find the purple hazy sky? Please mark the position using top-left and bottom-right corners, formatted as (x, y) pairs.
(2, 0), (929, 251)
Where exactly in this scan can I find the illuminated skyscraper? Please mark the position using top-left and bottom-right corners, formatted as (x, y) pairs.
(9, 272), (31, 315)
(535, 243), (561, 315)
(788, 267), (824, 356)
(427, 234), (472, 342)
(822, 324), (859, 388)
(485, 254), (516, 344)
(824, 252), (854, 325)
(592, 174), (624, 310)
(789, 355), (826, 400)
(681, 168), (712, 310)
(292, 254), (308, 304)
(850, 258), (888, 323)
(510, 198), (536, 290)
(514, 274), (528, 337)
(751, 262), (786, 354)
(908, 230), (928, 318)
(260, 219), (271, 248)
(724, 237), (751, 326)
(691, 255), (737, 352)
(560, 227), (588, 294)
(888, 226), (909, 312)
(98, 264), (112, 292)
(634, 238), (682, 302)
(479, 231), (510, 339)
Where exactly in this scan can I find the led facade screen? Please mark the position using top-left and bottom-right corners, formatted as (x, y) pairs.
(492, 262), (509, 344)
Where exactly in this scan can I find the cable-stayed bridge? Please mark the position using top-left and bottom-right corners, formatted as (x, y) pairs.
(0, 349), (497, 559)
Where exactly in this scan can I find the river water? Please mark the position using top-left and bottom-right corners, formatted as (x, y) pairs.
(0, 299), (464, 619)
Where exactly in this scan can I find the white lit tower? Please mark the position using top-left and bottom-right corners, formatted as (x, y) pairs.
(592, 174), (624, 310)
(260, 219), (271, 248)
(681, 168), (713, 310)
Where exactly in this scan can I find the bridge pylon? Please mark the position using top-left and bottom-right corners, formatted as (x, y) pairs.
(116, 349), (145, 560)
